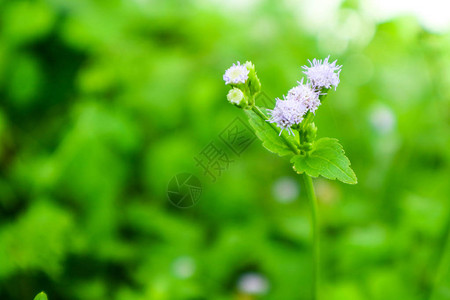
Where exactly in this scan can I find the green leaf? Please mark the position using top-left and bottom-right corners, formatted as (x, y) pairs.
(291, 138), (357, 184)
(34, 292), (48, 300)
(245, 109), (298, 157)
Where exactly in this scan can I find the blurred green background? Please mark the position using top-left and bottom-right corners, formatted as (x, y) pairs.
(0, 0), (449, 299)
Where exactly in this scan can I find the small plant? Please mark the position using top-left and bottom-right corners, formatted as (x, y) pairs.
(223, 57), (357, 299)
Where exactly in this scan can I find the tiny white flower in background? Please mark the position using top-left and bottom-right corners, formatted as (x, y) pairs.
(302, 55), (342, 90)
(227, 88), (245, 105)
(172, 256), (196, 279)
(223, 61), (249, 85)
(272, 176), (299, 203)
(237, 272), (269, 296)
(287, 79), (321, 114)
(369, 105), (396, 134)
(267, 97), (307, 135)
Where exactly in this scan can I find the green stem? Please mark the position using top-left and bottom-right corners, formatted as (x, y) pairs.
(303, 174), (319, 300)
(251, 105), (300, 154)
(301, 112), (314, 131)
(251, 100), (320, 298)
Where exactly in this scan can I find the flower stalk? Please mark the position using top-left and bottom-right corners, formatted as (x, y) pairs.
(222, 56), (355, 300)
(303, 174), (319, 300)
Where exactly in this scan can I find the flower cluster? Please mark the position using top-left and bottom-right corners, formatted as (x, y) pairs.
(268, 97), (308, 135)
(223, 61), (261, 108)
(223, 61), (249, 85)
(268, 56), (342, 135)
(286, 79), (321, 114)
(302, 55), (342, 90)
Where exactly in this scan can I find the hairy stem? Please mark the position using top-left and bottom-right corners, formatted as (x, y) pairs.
(303, 174), (319, 300)
(301, 111), (315, 131)
(251, 105), (300, 154)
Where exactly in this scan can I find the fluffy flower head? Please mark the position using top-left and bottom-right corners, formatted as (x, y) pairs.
(223, 61), (249, 85)
(287, 79), (321, 114)
(302, 55), (342, 90)
(267, 97), (307, 135)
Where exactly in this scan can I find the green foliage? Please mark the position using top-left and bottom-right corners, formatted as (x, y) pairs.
(291, 138), (357, 184)
(0, 0), (449, 299)
(0, 201), (73, 278)
(245, 106), (356, 184)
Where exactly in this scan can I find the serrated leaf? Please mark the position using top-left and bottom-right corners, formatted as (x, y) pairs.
(245, 109), (298, 157)
(34, 292), (48, 300)
(291, 138), (357, 184)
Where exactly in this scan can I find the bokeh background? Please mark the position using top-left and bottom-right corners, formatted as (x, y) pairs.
(0, 0), (449, 299)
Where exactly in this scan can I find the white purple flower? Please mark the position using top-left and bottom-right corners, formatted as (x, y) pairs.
(302, 55), (342, 90)
(267, 97), (307, 135)
(223, 61), (249, 85)
(287, 79), (321, 114)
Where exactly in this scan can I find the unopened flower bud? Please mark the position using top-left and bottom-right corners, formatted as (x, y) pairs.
(305, 122), (318, 142)
(245, 61), (261, 97)
(227, 88), (247, 108)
